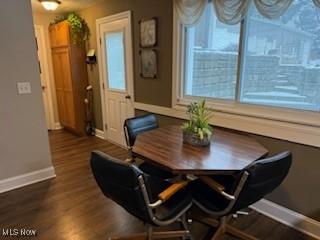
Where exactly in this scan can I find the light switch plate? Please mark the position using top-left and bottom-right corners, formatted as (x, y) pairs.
(17, 82), (32, 94)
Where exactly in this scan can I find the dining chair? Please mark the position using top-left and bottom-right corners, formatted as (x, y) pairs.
(90, 150), (193, 240)
(189, 151), (292, 240)
(124, 114), (174, 179)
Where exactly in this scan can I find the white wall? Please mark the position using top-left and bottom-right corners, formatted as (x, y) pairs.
(33, 11), (60, 126)
(0, 0), (54, 184)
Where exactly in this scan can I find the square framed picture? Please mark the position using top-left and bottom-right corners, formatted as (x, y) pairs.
(140, 49), (157, 78)
(139, 18), (157, 47)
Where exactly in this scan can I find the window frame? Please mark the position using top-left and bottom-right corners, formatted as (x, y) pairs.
(172, 3), (320, 130)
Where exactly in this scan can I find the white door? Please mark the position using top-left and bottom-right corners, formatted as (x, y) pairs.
(34, 26), (52, 130)
(98, 12), (134, 146)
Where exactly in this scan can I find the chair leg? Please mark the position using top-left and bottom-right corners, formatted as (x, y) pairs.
(146, 224), (153, 240)
(207, 216), (226, 240)
(210, 225), (225, 240)
(152, 230), (190, 239)
(204, 215), (257, 240)
(225, 224), (258, 240)
(180, 214), (194, 240)
(108, 230), (190, 240)
(108, 233), (147, 240)
(192, 213), (219, 228)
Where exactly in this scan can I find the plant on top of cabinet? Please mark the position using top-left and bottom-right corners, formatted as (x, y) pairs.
(52, 12), (90, 45)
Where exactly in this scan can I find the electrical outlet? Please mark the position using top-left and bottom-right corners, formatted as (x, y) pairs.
(17, 82), (32, 94)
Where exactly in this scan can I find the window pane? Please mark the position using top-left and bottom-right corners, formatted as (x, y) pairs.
(184, 4), (241, 99)
(240, 1), (320, 111)
(105, 31), (126, 91)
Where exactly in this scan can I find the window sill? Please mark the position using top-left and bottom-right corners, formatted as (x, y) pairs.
(176, 97), (320, 128)
(134, 101), (320, 148)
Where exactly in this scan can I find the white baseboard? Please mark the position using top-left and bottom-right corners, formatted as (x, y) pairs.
(95, 128), (105, 140)
(0, 167), (56, 194)
(53, 122), (63, 130)
(251, 199), (320, 239)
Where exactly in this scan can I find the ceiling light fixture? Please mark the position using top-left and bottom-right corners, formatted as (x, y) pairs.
(39, 0), (61, 11)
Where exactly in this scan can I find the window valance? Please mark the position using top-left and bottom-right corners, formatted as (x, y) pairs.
(175, 0), (207, 26)
(175, 0), (320, 25)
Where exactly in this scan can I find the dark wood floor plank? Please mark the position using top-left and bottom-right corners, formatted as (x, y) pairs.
(0, 130), (315, 240)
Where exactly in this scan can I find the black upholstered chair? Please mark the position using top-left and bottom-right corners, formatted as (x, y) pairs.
(190, 151), (292, 240)
(90, 151), (193, 240)
(124, 114), (174, 179)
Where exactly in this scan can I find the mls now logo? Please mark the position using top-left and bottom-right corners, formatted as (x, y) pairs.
(2, 228), (37, 237)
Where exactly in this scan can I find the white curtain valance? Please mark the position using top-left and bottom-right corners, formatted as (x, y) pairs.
(254, 0), (293, 19)
(175, 0), (319, 25)
(175, 0), (207, 26)
(313, 0), (320, 7)
(213, 0), (251, 25)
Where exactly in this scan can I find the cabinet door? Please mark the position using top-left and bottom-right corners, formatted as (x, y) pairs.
(56, 21), (70, 47)
(52, 51), (67, 126)
(59, 49), (76, 129)
(52, 48), (76, 129)
(49, 21), (70, 48)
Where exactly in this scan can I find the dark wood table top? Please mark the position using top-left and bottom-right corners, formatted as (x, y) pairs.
(132, 125), (268, 175)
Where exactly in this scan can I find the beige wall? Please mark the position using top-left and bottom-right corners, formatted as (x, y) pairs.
(0, 1), (53, 179)
(32, 12), (60, 125)
(254, 135), (320, 221)
(79, 0), (319, 222)
(79, 0), (173, 130)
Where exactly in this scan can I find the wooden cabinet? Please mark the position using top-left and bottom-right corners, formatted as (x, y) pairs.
(49, 21), (70, 48)
(49, 21), (88, 135)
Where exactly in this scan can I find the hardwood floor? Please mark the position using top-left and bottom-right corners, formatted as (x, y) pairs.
(0, 130), (315, 240)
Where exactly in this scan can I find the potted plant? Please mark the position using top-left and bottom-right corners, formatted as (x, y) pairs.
(52, 12), (90, 45)
(182, 100), (213, 147)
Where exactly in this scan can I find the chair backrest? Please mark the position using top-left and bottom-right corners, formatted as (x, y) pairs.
(90, 151), (151, 222)
(124, 114), (158, 147)
(232, 151), (292, 212)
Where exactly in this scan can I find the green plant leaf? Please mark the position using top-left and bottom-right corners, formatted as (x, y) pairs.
(51, 12), (90, 46)
(182, 99), (213, 139)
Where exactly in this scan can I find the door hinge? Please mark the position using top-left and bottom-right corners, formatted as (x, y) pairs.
(99, 38), (102, 45)
(102, 83), (105, 90)
(105, 123), (108, 130)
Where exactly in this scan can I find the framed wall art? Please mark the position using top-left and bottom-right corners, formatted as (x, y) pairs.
(140, 49), (157, 78)
(139, 18), (157, 47)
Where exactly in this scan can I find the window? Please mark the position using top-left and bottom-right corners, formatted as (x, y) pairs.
(181, 0), (320, 112)
(184, 6), (240, 100)
(105, 31), (126, 91)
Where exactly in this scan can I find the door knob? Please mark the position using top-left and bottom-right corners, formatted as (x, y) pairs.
(125, 95), (131, 99)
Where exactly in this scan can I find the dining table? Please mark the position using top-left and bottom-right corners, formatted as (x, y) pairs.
(132, 125), (268, 176)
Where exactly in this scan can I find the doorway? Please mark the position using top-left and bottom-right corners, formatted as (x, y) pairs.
(97, 11), (134, 147)
(34, 25), (55, 130)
